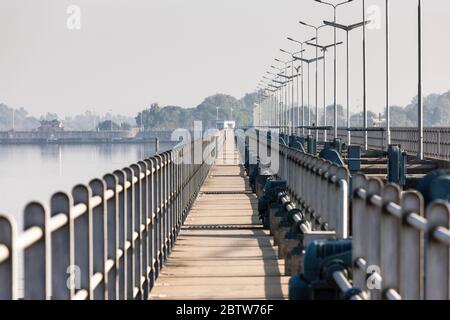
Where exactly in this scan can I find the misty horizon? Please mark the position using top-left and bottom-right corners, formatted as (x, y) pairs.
(1, 0), (450, 118)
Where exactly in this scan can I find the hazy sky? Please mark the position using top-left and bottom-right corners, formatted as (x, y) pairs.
(0, 0), (449, 117)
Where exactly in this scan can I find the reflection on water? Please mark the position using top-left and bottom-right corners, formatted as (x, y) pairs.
(0, 143), (174, 227)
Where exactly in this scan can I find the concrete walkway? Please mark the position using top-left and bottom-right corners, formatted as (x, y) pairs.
(149, 133), (288, 300)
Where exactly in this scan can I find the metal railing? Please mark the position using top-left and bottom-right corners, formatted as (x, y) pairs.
(335, 127), (450, 160)
(352, 173), (450, 300)
(277, 143), (350, 239)
(0, 130), (225, 300)
(248, 130), (350, 239)
(254, 126), (450, 160)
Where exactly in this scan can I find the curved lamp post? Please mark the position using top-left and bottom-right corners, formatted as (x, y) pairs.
(299, 22), (328, 139)
(313, 0), (354, 140)
(293, 55), (324, 136)
(323, 20), (370, 145)
(307, 41), (343, 142)
(287, 36), (316, 136)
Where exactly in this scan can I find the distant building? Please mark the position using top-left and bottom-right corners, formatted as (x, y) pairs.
(372, 113), (386, 128)
(38, 119), (64, 132)
(216, 120), (236, 130)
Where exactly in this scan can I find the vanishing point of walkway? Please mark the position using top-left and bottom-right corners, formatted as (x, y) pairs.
(149, 133), (289, 300)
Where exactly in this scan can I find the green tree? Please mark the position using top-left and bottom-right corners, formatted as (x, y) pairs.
(97, 120), (121, 131)
(325, 104), (346, 127)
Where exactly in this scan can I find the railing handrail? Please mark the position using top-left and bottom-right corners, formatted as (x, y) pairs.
(245, 129), (350, 239)
(0, 130), (226, 300)
(352, 173), (450, 300)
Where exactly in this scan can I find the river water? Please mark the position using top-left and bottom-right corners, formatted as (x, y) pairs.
(0, 142), (174, 228)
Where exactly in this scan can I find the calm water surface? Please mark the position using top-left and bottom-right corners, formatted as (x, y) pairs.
(0, 143), (174, 227)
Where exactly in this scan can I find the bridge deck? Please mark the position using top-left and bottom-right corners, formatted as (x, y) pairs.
(149, 137), (289, 300)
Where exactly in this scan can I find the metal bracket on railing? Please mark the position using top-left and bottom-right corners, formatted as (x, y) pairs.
(289, 135), (306, 152)
(323, 138), (343, 154)
(306, 135), (317, 155)
(258, 180), (287, 230)
(289, 239), (359, 300)
(387, 144), (407, 187)
(319, 148), (345, 167)
(347, 145), (362, 173)
(417, 169), (450, 205)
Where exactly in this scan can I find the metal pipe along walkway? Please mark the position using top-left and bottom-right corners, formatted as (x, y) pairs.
(149, 134), (289, 300)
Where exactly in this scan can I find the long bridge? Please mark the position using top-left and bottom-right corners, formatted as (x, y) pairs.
(1, 127), (450, 300)
(2, 0), (450, 302)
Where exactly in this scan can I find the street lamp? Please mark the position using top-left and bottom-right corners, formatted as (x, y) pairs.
(280, 51), (295, 136)
(261, 86), (276, 127)
(363, 0), (368, 150)
(287, 36), (316, 136)
(280, 49), (304, 136)
(109, 109), (113, 132)
(263, 73), (282, 128)
(307, 41), (343, 142)
(293, 55), (324, 136)
(299, 21), (327, 137)
(255, 87), (265, 128)
(260, 92), (271, 128)
(417, 0), (424, 160)
(270, 65), (286, 127)
(274, 59), (292, 134)
(313, 0), (354, 140)
(323, 20), (370, 145)
(294, 65), (302, 133)
(385, 0), (391, 149)
(270, 64), (285, 121)
(271, 64), (291, 131)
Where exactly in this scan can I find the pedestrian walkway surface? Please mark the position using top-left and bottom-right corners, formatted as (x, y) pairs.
(149, 133), (289, 300)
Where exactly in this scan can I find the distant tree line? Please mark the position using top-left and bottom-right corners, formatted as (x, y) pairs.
(135, 93), (257, 130)
(271, 91), (450, 128)
(2, 90), (450, 131)
(0, 105), (135, 131)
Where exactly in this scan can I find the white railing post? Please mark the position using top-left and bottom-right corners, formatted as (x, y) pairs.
(24, 202), (50, 300)
(138, 161), (149, 298)
(366, 178), (383, 300)
(336, 167), (349, 239)
(72, 184), (93, 300)
(130, 164), (142, 300)
(352, 174), (369, 294)
(103, 173), (119, 300)
(0, 215), (16, 299)
(123, 168), (135, 299)
(425, 201), (450, 300)
(380, 184), (401, 299)
(89, 179), (107, 300)
(145, 159), (156, 288)
(400, 191), (424, 300)
(50, 192), (74, 300)
(113, 169), (127, 299)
